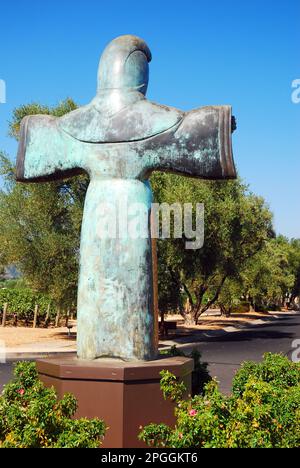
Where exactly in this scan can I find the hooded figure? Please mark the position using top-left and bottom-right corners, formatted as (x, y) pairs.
(16, 35), (237, 361)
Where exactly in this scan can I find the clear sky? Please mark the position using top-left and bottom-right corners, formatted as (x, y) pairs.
(0, 0), (299, 237)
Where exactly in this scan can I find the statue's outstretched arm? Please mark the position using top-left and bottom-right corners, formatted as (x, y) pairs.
(146, 105), (236, 180)
(16, 115), (85, 183)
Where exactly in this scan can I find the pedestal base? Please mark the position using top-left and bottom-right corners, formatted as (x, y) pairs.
(37, 356), (193, 448)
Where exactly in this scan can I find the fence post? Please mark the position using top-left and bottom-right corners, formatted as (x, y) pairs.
(33, 304), (39, 328)
(13, 313), (18, 327)
(55, 308), (60, 328)
(1, 303), (8, 327)
(44, 304), (51, 327)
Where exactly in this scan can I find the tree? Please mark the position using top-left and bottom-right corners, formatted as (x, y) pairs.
(8, 99), (77, 140)
(151, 173), (274, 324)
(241, 237), (296, 311)
(287, 238), (300, 307)
(217, 277), (245, 316)
(0, 267), (5, 281)
(0, 100), (89, 308)
(216, 236), (298, 315)
(0, 98), (288, 323)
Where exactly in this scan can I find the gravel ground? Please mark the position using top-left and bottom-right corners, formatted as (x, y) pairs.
(0, 311), (284, 348)
(0, 326), (76, 347)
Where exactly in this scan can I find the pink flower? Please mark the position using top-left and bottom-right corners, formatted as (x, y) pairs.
(189, 409), (198, 417)
(17, 388), (25, 396)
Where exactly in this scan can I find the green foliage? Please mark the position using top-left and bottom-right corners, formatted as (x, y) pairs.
(8, 99), (77, 140)
(161, 345), (211, 396)
(0, 99), (89, 307)
(231, 301), (251, 314)
(1, 100), (300, 316)
(289, 238), (300, 305)
(217, 278), (245, 316)
(139, 353), (300, 448)
(151, 172), (274, 323)
(232, 352), (300, 396)
(0, 278), (26, 289)
(241, 236), (295, 311)
(159, 370), (187, 402)
(0, 288), (52, 321)
(0, 362), (106, 448)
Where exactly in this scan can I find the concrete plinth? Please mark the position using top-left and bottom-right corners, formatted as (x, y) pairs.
(37, 356), (193, 448)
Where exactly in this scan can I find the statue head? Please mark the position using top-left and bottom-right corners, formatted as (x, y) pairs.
(97, 35), (152, 96)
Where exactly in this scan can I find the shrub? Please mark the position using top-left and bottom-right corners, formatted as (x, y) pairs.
(0, 362), (106, 448)
(139, 353), (300, 448)
(231, 301), (251, 314)
(160, 345), (211, 396)
(0, 288), (53, 322)
(0, 279), (26, 289)
(232, 352), (300, 396)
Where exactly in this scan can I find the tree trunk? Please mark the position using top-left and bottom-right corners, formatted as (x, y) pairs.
(33, 304), (39, 329)
(195, 275), (227, 323)
(65, 308), (70, 327)
(55, 308), (61, 328)
(183, 312), (196, 326)
(1, 303), (8, 327)
(220, 304), (232, 317)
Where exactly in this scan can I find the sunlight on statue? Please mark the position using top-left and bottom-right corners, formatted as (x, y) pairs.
(16, 35), (236, 361)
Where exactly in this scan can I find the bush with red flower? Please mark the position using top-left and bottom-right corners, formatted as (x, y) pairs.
(0, 361), (106, 448)
(139, 353), (300, 448)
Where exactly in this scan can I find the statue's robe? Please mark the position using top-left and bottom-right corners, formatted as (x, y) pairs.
(16, 98), (235, 360)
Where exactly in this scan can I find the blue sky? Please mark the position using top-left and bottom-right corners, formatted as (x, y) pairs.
(0, 0), (299, 237)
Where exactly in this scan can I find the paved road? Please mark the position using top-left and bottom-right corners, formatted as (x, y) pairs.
(0, 362), (14, 393)
(1, 312), (299, 395)
(0, 353), (74, 393)
(174, 312), (300, 393)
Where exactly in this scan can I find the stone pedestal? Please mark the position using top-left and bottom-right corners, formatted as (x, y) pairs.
(37, 356), (193, 448)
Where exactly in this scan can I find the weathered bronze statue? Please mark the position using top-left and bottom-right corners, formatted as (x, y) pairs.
(16, 35), (236, 361)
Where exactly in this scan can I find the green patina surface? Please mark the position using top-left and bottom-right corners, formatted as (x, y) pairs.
(16, 35), (236, 361)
